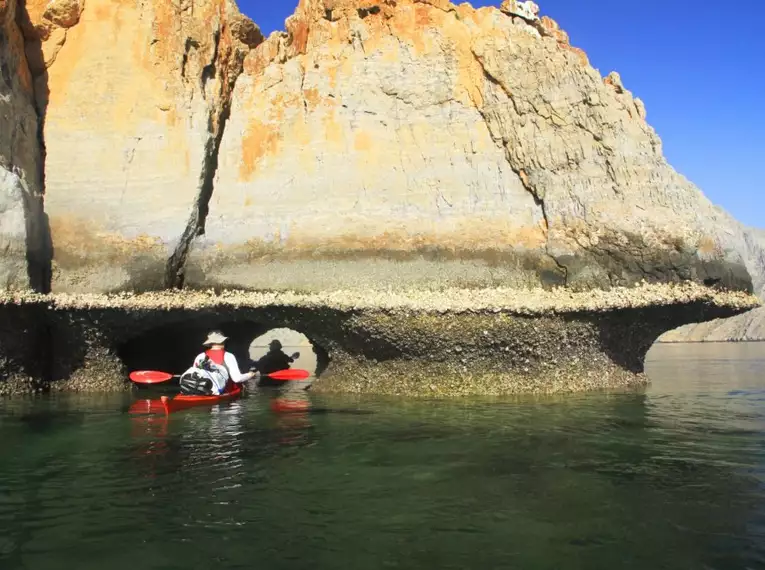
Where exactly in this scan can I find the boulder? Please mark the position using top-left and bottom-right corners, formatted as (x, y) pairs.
(500, 0), (540, 21)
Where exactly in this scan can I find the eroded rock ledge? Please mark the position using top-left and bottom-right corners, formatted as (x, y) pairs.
(0, 283), (758, 397)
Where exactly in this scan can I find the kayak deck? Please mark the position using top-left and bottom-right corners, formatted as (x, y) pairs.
(160, 384), (243, 415)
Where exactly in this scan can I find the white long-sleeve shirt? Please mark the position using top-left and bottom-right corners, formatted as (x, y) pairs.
(192, 351), (254, 394)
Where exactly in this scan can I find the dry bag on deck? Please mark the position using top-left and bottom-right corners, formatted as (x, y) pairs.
(179, 368), (216, 395)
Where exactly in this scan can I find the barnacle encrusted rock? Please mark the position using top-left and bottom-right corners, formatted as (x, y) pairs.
(0, 283), (758, 396)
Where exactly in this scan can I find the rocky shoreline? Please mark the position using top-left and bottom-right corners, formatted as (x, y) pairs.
(0, 283), (758, 398)
(3, 0), (765, 392)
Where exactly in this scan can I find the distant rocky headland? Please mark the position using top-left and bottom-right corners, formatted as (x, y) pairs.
(658, 306), (765, 344)
(1, 0), (763, 395)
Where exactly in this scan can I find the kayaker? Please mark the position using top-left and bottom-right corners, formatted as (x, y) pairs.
(179, 331), (256, 395)
(252, 339), (300, 374)
(251, 339), (301, 388)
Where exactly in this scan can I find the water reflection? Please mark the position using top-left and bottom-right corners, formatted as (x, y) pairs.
(270, 390), (314, 447)
(1, 344), (765, 569)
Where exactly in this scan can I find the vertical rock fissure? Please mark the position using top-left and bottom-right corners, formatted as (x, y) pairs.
(28, 66), (52, 294)
(165, 31), (223, 289)
(15, 0), (53, 294)
(200, 31), (220, 92)
(165, 120), (224, 287)
(533, 191), (568, 284)
(509, 163), (568, 286)
(163, 141), (214, 289)
(473, 61), (568, 287)
(181, 38), (200, 80)
(164, 24), (250, 289)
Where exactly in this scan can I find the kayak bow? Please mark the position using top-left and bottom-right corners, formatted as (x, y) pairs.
(160, 384), (243, 415)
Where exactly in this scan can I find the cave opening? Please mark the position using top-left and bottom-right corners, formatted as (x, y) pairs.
(117, 318), (329, 383)
(249, 327), (329, 384)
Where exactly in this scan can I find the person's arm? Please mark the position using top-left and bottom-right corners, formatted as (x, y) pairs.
(224, 352), (255, 383)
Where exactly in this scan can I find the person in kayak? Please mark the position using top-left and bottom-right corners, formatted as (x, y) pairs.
(252, 339), (300, 374)
(179, 331), (256, 395)
(251, 339), (301, 388)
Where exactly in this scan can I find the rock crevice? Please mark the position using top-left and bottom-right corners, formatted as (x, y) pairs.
(470, 50), (566, 284)
(1, 0), (52, 292)
(165, 10), (263, 288)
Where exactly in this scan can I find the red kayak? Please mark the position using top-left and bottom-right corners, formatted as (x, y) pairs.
(160, 384), (243, 415)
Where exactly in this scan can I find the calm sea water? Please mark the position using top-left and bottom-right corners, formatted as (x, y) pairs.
(1, 342), (765, 569)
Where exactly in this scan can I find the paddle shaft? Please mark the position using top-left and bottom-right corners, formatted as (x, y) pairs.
(130, 369), (310, 384)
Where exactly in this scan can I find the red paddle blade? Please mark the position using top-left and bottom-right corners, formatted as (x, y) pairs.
(129, 370), (174, 384)
(267, 369), (311, 381)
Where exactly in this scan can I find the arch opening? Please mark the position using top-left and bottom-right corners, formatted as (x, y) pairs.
(116, 317), (329, 383)
(248, 327), (329, 384)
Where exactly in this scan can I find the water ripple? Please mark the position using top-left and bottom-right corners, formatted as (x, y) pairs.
(1, 344), (765, 568)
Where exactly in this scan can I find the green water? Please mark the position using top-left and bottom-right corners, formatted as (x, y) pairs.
(1, 343), (765, 569)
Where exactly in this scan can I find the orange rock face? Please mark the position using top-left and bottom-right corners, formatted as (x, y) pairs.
(0, 0), (760, 295)
(199, 0), (756, 293)
(17, 0), (262, 292)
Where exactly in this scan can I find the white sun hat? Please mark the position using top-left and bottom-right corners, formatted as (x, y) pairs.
(202, 331), (229, 346)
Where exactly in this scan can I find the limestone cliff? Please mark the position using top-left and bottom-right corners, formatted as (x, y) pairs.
(0, 0), (48, 291)
(192, 0), (758, 293)
(18, 0), (262, 292)
(0, 0), (761, 297)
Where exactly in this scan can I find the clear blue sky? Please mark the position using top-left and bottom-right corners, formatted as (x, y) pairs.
(239, 0), (765, 229)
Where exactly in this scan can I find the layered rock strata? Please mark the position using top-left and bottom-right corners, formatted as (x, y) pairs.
(192, 0), (758, 294)
(0, 283), (758, 396)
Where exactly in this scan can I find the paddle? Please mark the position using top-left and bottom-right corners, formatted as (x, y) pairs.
(129, 368), (311, 384)
(266, 369), (311, 380)
(129, 370), (176, 384)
